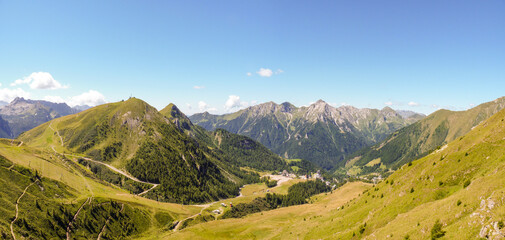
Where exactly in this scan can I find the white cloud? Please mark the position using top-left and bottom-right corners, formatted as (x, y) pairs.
(224, 95), (250, 111)
(275, 69), (284, 74)
(198, 101), (208, 111)
(43, 95), (66, 103)
(11, 72), (68, 89)
(0, 88), (31, 102)
(408, 101), (419, 106)
(186, 103), (192, 110)
(68, 90), (106, 107)
(193, 85), (205, 89)
(257, 68), (273, 77)
(246, 72), (252, 77)
(225, 95), (241, 109)
(469, 103), (475, 107)
(198, 101), (217, 112)
(385, 101), (393, 106)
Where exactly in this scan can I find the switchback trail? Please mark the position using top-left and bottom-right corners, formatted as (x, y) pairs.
(10, 180), (38, 240)
(173, 186), (247, 231)
(49, 123), (63, 146)
(67, 197), (92, 240)
(48, 124), (159, 196)
(97, 203), (124, 240)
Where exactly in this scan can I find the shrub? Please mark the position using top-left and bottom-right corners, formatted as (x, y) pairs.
(463, 179), (471, 188)
(430, 219), (445, 239)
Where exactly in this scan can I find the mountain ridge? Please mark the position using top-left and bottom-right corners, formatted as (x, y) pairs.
(190, 100), (425, 169)
(346, 96), (505, 175)
(0, 97), (87, 138)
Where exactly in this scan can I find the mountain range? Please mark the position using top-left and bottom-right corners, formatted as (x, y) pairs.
(3, 95), (505, 239)
(19, 98), (287, 204)
(175, 98), (505, 239)
(0, 97), (90, 138)
(344, 96), (505, 176)
(190, 100), (425, 169)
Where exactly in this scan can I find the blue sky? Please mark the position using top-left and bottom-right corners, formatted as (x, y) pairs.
(1, 1), (504, 114)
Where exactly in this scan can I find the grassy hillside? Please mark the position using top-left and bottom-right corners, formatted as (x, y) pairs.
(160, 104), (287, 172)
(19, 98), (241, 204)
(19, 98), (288, 204)
(347, 96), (505, 174)
(0, 144), (184, 239)
(171, 106), (505, 239)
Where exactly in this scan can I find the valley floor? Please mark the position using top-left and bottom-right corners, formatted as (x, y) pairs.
(163, 181), (371, 240)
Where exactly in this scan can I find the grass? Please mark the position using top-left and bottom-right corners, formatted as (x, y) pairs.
(162, 182), (370, 239)
(169, 107), (505, 239)
(365, 158), (381, 167)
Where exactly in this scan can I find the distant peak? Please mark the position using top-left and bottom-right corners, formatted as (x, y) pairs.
(381, 106), (395, 112)
(11, 97), (26, 104)
(309, 99), (331, 108)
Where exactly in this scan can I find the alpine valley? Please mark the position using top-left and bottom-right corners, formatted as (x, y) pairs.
(190, 100), (425, 169)
(1, 96), (505, 239)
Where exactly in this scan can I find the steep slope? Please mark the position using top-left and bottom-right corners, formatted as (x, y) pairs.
(190, 100), (424, 169)
(0, 97), (79, 138)
(0, 116), (12, 138)
(19, 98), (245, 204)
(174, 105), (505, 239)
(160, 104), (287, 171)
(348, 96), (505, 172)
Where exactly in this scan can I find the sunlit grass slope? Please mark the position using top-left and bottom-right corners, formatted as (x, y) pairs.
(173, 107), (505, 239)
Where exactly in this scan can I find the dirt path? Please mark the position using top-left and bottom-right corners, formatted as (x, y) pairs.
(49, 123), (63, 146)
(65, 153), (159, 194)
(97, 203), (124, 240)
(263, 174), (293, 185)
(10, 180), (38, 240)
(51, 147), (94, 196)
(173, 186), (247, 231)
(173, 205), (210, 231)
(66, 197), (92, 240)
(48, 124), (158, 196)
(138, 183), (158, 196)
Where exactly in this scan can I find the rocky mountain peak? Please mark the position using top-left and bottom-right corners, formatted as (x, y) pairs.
(11, 97), (27, 104)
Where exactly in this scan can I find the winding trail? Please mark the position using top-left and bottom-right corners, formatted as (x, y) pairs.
(48, 123), (158, 196)
(66, 197), (92, 240)
(51, 146), (94, 196)
(173, 186), (247, 231)
(97, 203), (124, 240)
(10, 180), (38, 240)
(49, 123), (63, 146)
(173, 204), (211, 231)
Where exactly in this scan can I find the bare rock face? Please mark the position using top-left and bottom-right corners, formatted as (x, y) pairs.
(0, 97), (83, 138)
(190, 99), (425, 169)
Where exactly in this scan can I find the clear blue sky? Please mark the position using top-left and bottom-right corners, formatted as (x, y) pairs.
(1, 1), (504, 114)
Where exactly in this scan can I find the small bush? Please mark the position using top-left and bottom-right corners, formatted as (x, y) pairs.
(408, 162), (412, 166)
(463, 179), (471, 188)
(457, 200), (462, 206)
(410, 188), (414, 193)
(430, 219), (445, 239)
(498, 221), (504, 229)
